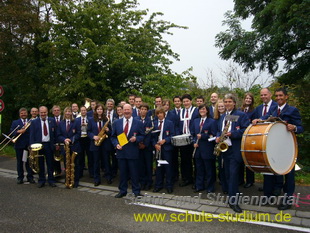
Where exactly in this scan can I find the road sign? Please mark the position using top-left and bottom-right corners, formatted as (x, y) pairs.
(0, 86), (3, 97)
(0, 99), (4, 112)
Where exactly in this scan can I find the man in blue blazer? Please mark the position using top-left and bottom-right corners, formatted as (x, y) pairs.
(111, 104), (145, 198)
(209, 93), (219, 119)
(252, 88), (278, 120)
(261, 88), (303, 210)
(10, 108), (34, 184)
(216, 94), (250, 213)
(77, 106), (93, 178)
(135, 103), (154, 191)
(29, 106), (57, 188)
(152, 107), (175, 194)
(178, 94), (199, 187)
(252, 88), (280, 192)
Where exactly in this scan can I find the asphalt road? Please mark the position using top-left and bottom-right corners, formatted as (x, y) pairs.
(0, 176), (299, 233)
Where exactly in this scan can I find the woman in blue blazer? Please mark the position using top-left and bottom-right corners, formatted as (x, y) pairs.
(87, 104), (112, 186)
(191, 104), (217, 193)
(56, 106), (81, 187)
(238, 93), (255, 188)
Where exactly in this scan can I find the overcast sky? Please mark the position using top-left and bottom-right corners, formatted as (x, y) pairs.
(136, 0), (272, 88)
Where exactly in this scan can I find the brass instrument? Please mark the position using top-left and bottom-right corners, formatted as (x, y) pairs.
(29, 143), (43, 173)
(84, 98), (92, 110)
(214, 115), (240, 156)
(64, 142), (78, 189)
(12, 119), (32, 143)
(94, 118), (110, 146)
(54, 143), (64, 161)
(0, 125), (20, 151)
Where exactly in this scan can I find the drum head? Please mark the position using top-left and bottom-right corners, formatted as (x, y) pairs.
(266, 123), (297, 175)
(31, 143), (43, 151)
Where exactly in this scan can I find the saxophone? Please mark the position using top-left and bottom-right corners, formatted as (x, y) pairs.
(214, 120), (230, 156)
(65, 142), (78, 189)
(94, 118), (110, 146)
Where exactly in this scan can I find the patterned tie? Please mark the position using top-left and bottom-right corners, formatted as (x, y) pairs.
(244, 108), (248, 113)
(98, 120), (102, 131)
(263, 104), (268, 116)
(56, 117), (59, 125)
(43, 120), (48, 136)
(108, 111), (111, 119)
(200, 119), (204, 130)
(277, 108), (281, 116)
(177, 109), (180, 116)
(124, 119), (129, 136)
(82, 118), (85, 124)
(158, 120), (163, 131)
(23, 119), (26, 126)
(66, 120), (70, 132)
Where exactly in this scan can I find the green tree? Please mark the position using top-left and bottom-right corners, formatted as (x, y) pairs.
(215, 0), (310, 84)
(40, 0), (188, 104)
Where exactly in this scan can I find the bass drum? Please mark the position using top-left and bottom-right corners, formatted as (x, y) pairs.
(241, 122), (297, 175)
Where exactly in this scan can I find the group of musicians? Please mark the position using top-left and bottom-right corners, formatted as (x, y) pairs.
(8, 87), (303, 213)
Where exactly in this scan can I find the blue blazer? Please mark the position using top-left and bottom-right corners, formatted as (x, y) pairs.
(87, 118), (112, 152)
(178, 106), (199, 135)
(10, 119), (31, 149)
(262, 104), (304, 134)
(87, 110), (94, 118)
(152, 119), (175, 152)
(29, 117), (56, 151)
(209, 106), (214, 119)
(111, 118), (145, 159)
(253, 100), (278, 119)
(216, 110), (250, 161)
(191, 117), (217, 159)
(57, 119), (81, 153)
(135, 116), (153, 148)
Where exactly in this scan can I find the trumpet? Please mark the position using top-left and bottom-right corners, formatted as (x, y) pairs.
(12, 119), (32, 143)
(0, 125), (20, 151)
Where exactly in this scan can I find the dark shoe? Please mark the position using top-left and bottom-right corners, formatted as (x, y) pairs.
(17, 179), (24, 184)
(278, 203), (292, 210)
(167, 188), (173, 194)
(223, 191), (228, 194)
(94, 182), (101, 186)
(115, 192), (127, 198)
(153, 188), (162, 193)
(194, 189), (204, 193)
(258, 187), (263, 192)
(27, 179), (36, 184)
(192, 184), (196, 190)
(239, 181), (245, 186)
(49, 183), (57, 187)
(243, 183), (253, 188)
(144, 185), (151, 191)
(229, 204), (242, 213)
(73, 183), (79, 188)
(141, 184), (146, 190)
(179, 181), (192, 187)
(107, 179), (112, 185)
(135, 193), (143, 197)
(37, 183), (45, 188)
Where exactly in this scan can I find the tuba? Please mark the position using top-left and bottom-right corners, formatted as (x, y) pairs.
(95, 118), (110, 146)
(29, 143), (43, 173)
(64, 142), (77, 189)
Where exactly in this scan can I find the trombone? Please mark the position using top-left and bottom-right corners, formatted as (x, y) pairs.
(0, 125), (20, 151)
